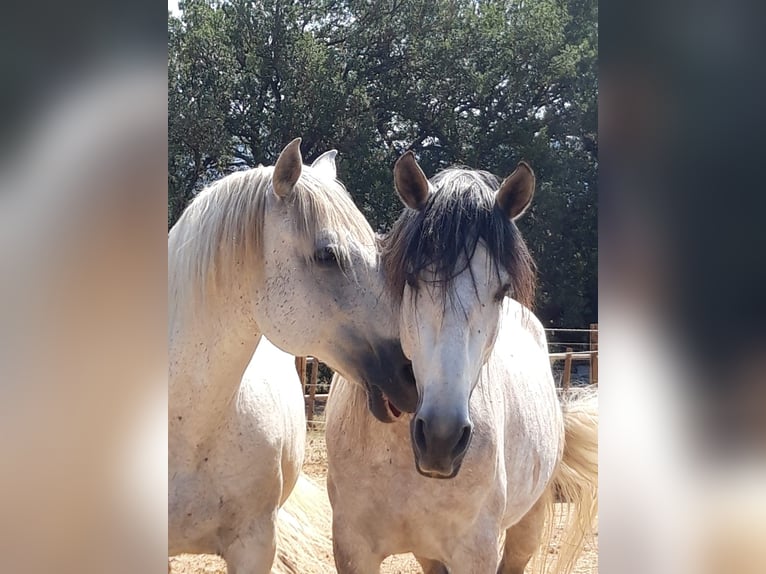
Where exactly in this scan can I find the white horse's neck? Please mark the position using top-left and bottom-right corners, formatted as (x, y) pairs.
(169, 280), (262, 435)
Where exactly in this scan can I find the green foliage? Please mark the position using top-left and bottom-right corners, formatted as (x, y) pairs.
(168, 0), (598, 327)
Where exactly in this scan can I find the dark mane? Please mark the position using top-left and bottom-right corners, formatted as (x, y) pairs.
(382, 167), (536, 309)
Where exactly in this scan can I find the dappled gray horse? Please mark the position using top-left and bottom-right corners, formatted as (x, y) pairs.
(169, 139), (416, 573)
(326, 153), (597, 573)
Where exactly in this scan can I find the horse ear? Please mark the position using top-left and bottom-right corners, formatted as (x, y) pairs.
(311, 150), (338, 180)
(496, 161), (535, 220)
(273, 138), (303, 198)
(393, 151), (430, 210)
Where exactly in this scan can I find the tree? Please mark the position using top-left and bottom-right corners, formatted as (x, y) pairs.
(168, 0), (598, 327)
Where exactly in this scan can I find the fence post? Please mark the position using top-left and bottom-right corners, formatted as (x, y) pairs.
(295, 356), (306, 390)
(590, 323), (598, 386)
(307, 357), (318, 424)
(563, 347), (573, 391)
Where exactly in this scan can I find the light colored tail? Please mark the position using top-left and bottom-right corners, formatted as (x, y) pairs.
(533, 386), (599, 574)
(273, 473), (334, 574)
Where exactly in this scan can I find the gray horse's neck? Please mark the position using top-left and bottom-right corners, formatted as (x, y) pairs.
(169, 286), (263, 435)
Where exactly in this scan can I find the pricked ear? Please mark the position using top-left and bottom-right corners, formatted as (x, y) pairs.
(310, 150), (338, 180)
(496, 161), (535, 220)
(273, 138), (303, 198)
(393, 151), (430, 210)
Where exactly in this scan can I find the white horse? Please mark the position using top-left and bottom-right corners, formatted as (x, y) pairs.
(169, 139), (417, 573)
(326, 153), (597, 573)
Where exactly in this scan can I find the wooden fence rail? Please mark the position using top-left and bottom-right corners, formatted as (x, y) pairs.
(548, 323), (599, 390)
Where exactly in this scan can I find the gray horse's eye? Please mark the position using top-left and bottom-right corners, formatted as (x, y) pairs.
(314, 245), (338, 265)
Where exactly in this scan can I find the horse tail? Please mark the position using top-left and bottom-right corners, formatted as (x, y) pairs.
(535, 386), (599, 574)
(273, 473), (334, 574)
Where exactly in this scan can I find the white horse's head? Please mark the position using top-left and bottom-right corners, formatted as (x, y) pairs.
(383, 152), (537, 477)
(169, 139), (418, 420)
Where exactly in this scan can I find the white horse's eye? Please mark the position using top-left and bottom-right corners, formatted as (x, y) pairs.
(315, 245), (338, 265)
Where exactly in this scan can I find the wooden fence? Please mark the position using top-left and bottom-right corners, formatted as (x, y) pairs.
(294, 355), (321, 425)
(547, 323), (598, 390)
(295, 323), (598, 423)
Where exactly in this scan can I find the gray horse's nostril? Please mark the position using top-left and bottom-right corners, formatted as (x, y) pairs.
(413, 417), (428, 453)
(401, 362), (415, 384)
(452, 423), (472, 458)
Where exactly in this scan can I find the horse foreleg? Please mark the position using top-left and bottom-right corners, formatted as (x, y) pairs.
(447, 526), (500, 574)
(332, 519), (382, 574)
(497, 495), (547, 574)
(222, 514), (276, 574)
(415, 555), (450, 574)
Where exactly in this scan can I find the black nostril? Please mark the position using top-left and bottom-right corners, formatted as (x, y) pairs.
(414, 417), (428, 452)
(452, 424), (472, 458)
(401, 362), (415, 384)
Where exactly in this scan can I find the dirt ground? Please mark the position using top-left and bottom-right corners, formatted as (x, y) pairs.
(171, 428), (597, 573)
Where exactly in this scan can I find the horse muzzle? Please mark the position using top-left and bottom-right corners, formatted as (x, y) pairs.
(366, 384), (407, 422)
(410, 411), (473, 478)
(356, 340), (418, 423)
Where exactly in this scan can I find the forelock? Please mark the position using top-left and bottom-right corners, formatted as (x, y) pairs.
(382, 167), (536, 310)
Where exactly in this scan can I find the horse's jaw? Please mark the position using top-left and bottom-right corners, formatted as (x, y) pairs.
(366, 383), (407, 423)
(334, 340), (417, 422)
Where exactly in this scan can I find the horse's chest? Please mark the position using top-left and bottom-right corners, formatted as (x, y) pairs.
(330, 420), (503, 555)
(364, 472), (501, 558)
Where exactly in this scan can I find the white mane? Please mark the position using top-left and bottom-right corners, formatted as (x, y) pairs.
(168, 164), (376, 320)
